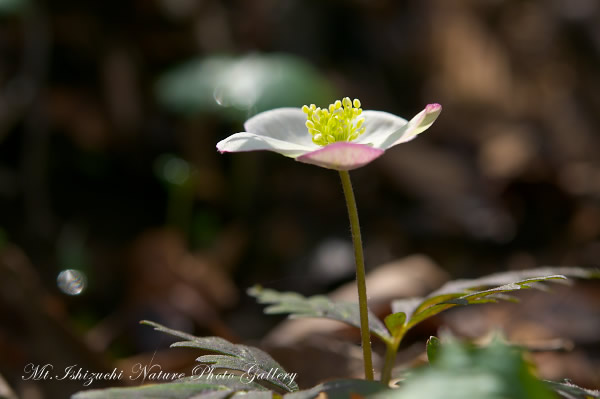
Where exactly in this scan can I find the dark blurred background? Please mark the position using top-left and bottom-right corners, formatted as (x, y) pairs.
(1, 0), (599, 397)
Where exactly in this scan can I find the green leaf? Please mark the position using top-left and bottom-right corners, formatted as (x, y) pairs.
(545, 380), (600, 399)
(248, 286), (392, 343)
(155, 54), (336, 121)
(384, 312), (406, 339)
(428, 267), (599, 296)
(183, 376), (269, 392)
(426, 336), (441, 365)
(71, 376), (273, 399)
(142, 321), (298, 393)
(284, 379), (389, 399)
(442, 280), (560, 306)
(390, 267), (599, 331)
(382, 339), (556, 399)
(406, 275), (565, 329)
(387, 298), (422, 323)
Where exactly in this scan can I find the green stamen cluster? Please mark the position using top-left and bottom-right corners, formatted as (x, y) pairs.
(302, 97), (366, 146)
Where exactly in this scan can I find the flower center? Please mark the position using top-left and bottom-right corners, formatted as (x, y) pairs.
(302, 97), (366, 146)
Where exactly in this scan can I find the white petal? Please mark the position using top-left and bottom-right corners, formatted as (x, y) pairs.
(356, 104), (442, 150)
(217, 132), (314, 157)
(389, 103), (442, 146)
(354, 110), (408, 148)
(244, 107), (317, 148)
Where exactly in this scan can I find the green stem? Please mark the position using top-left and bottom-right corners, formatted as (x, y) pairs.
(339, 170), (374, 381)
(380, 327), (408, 384)
(380, 342), (397, 385)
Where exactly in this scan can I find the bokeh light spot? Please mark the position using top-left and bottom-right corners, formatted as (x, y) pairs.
(57, 269), (87, 296)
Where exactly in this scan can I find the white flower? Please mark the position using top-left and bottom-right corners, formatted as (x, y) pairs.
(217, 98), (441, 171)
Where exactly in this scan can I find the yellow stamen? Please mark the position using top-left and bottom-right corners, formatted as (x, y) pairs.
(302, 97), (367, 146)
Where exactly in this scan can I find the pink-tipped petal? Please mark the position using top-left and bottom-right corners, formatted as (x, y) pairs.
(418, 103), (442, 134)
(296, 142), (385, 171)
(354, 110), (409, 148)
(363, 103), (442, 150)
(389, 103), (442, 147)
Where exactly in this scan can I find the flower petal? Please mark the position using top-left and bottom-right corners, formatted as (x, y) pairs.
(296, 142), (385, 171)
(217, 107), (320, 157)
(216, 132), (314, 158)
(355, 110), (409, 148)
(244, 107), (317, 148)
(358, 104), (442, 150)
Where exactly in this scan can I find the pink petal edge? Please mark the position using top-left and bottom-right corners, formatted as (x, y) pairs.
(426, 103), (442, 112)
(296, 142), (385, 171)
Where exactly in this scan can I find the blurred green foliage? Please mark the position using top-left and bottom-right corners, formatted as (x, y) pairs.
(155, 54), (337, 121)
(393, 338), (555, 399)
(0, 0), (27, 15)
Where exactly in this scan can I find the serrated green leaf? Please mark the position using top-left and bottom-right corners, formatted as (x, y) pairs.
(430, 267), (599, 296)
(142, 321), (298, 393)
(426, 336), (441, 365)
(442, 278), (562, 306)
(72, 375), (270, 399)
(390, 267), (598, 331)
(545, 380), (600, 399)
(284, 379), (389, 399)
(406, 276), (566, 329)
(248, 286), (392, 343)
